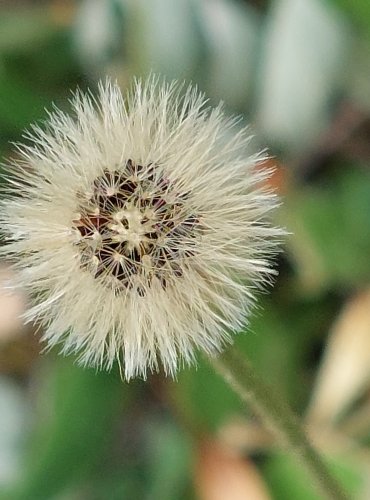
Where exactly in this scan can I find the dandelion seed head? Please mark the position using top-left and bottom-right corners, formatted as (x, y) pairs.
(0, 77), (283, 379)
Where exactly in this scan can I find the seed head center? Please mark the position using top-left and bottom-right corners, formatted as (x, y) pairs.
(72, 160), (200, 294)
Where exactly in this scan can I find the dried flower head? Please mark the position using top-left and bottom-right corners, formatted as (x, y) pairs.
(0, 77), (281, 379)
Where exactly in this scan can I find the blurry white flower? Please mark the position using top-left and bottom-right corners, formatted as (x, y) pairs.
(0, 77), (281, 379)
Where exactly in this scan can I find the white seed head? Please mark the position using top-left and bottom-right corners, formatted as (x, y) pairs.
(0, 77), (283, 380)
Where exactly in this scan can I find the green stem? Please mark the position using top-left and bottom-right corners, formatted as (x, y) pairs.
(210, 347), (349, 500)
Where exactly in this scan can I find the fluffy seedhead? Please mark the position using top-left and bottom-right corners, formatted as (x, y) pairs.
(0, 77), (282, 379)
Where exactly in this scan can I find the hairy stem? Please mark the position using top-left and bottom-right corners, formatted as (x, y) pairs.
(210, 347), (349, 500)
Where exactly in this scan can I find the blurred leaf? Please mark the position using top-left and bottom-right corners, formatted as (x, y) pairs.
(195, 439), (271, 500)
(196, 0), (259, 110)
(0, 377), (27, 487)
(0, 74), (48, 135)
(307, 288), (370, 426)
(256, 0), (350, 150)
(173, 355), (242, 432)
(263, 452), (362, 500)
(146, 419), (192, 500)
(3, 29), (82, 95)
(82, 468), (145, 500)
(73, 0), (124, 72)
(330, 0), (370, 38)
(80, 410), (192, 500)
(124, 0), (203, 79)
(285, 167), (370, 292)
(236, 301), (302, 405)
(4, 357), (128, 500)
(236, 295), (330, 410)
(0, 8), (53, 53)
(347, 39), (370, 112)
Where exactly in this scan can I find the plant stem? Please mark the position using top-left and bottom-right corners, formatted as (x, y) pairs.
(210, 347), (349, 500)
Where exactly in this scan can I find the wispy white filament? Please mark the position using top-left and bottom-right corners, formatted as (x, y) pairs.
(0, 77), (282, 379)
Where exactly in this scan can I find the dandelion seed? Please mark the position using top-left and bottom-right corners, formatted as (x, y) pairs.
(0, 77), (282, 379)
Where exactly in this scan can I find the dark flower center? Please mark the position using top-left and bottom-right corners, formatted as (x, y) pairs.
(72, 159), (200, 295)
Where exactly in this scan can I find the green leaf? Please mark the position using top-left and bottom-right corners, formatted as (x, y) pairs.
(236, 300), (308, 408)
(145, 419), (193, 500)
(284, 167), (370, 293)
(256, 0), (350, 150)
(122, 0), (203, 79)
(263, 452), (363, 500)
(0, 74), (48, 135)
(172, 355), (242, 431)
(0, 8), (53, 54)
(194, 0), (259, 110)
(329, 0), (370, 38)
(5, 356), (128, 500)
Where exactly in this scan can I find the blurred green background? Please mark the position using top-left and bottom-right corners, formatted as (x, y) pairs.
(0, 0), (370, 498)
